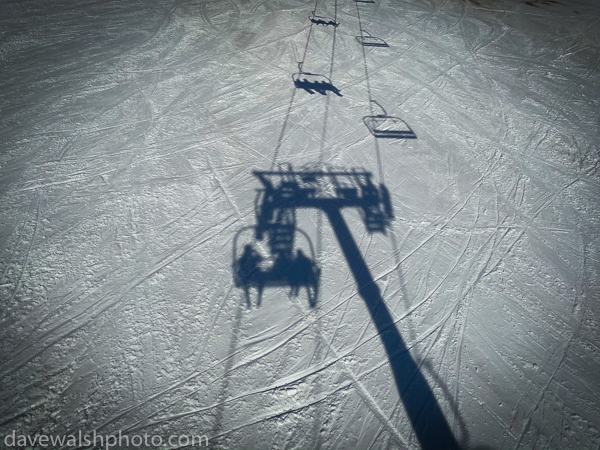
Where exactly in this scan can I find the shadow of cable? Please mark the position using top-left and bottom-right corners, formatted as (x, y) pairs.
(210, 298), (243, 440)
(324, 206), (461, 450)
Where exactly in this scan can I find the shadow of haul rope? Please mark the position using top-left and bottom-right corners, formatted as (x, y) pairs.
(325, 207), (460, 450)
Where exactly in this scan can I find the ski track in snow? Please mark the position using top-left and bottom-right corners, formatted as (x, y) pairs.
(1, 0), (599, 448)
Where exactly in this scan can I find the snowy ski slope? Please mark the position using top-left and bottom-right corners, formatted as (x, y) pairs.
(1, 0), (599, 448)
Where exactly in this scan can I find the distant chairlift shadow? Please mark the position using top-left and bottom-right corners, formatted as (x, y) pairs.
(363, 100), (416, 139)
(354, 0), (375, 4)
(355, 29), (388, 47)
(308, 10), (339, 27)
(292, 63), (342, 96)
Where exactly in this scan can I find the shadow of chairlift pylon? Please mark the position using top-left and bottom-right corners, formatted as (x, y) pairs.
(363, 100), (417, 139)
(355, 29), (389, 47)
(308, 10), (339, 27)
(292, 63), (342, 96)
(230, 166), (462, 450)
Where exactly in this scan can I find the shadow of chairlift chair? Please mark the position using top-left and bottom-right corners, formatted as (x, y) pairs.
(358, 178), (394, 233)
(232, 226), (321, 308)
(355, 29), (388, 47)
(308, 10), (339, 27)
(363, 100), (417, 139)
(354, 0), (375, 4)
(292, 63), (341, 96)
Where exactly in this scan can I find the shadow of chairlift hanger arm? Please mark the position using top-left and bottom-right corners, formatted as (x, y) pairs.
(363, 100), (417, 139)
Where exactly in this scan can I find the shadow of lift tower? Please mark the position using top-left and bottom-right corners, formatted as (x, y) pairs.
(241, 167), (461, 450)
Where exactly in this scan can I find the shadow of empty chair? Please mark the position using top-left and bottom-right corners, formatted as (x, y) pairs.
(363, 100), (416, 139)
(356, 29), (388, 47)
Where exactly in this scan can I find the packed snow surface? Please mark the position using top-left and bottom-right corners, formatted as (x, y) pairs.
(1, 0), (599, 448)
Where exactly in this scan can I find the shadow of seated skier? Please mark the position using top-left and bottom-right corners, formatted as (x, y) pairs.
(314, 80), (342, 96)
(289, 249), (318, 307)
(294, 78), (316, 94)
(294, 78), (342, 97)
(309, 11), (339, 27)
(238, 244), (264, 308)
